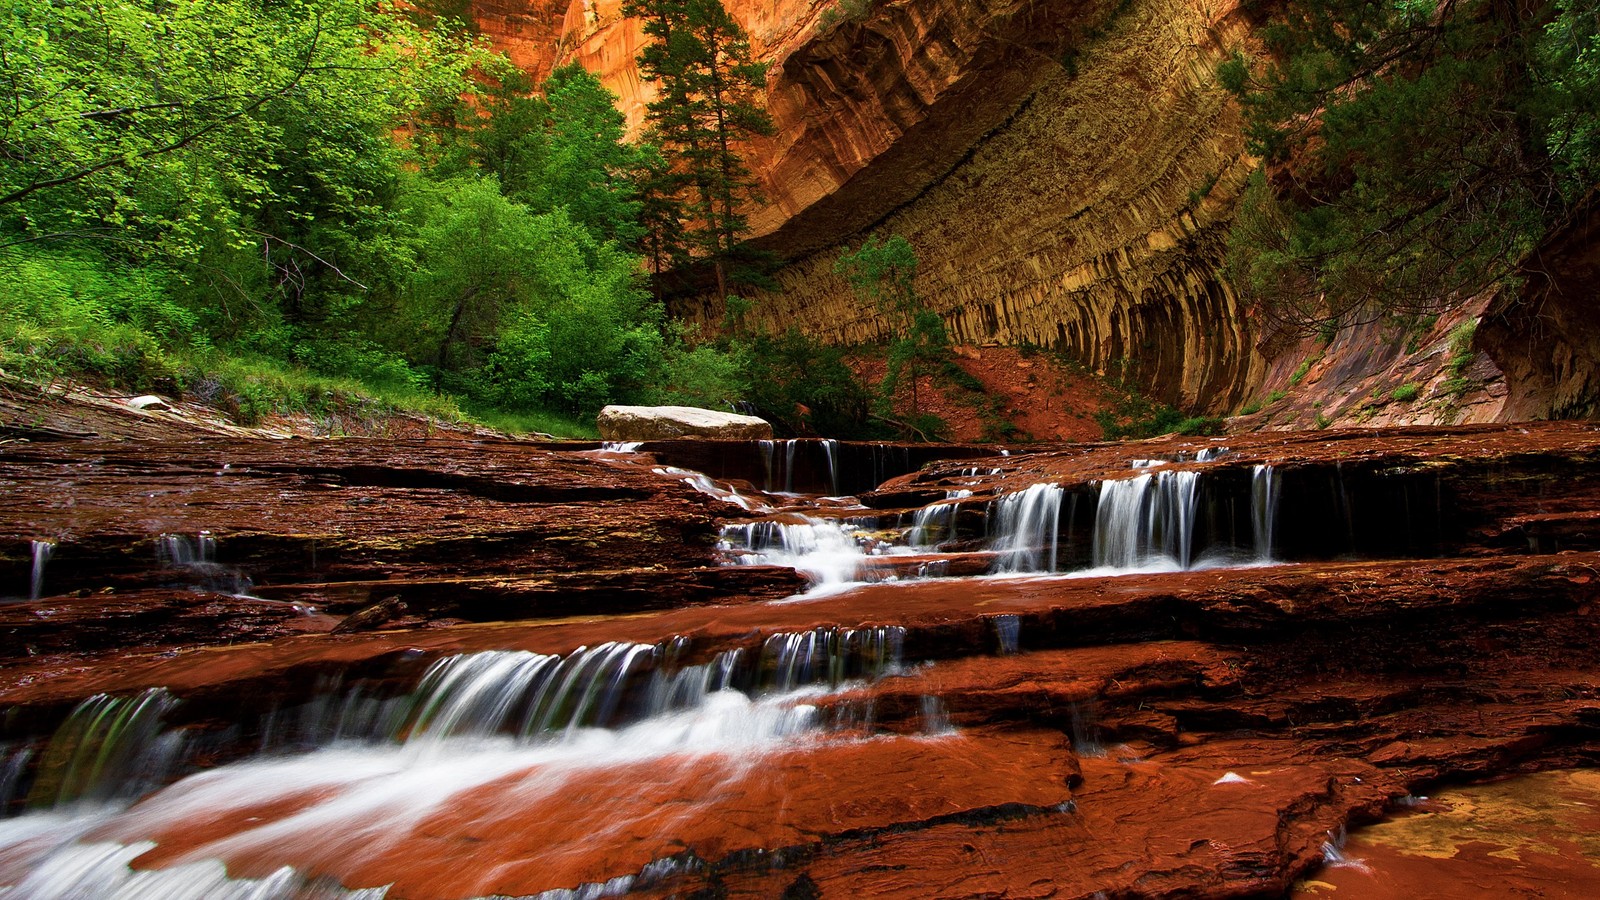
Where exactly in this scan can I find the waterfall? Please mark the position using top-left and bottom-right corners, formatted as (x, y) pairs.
(720, 517), (877, 588)
(25, 689), (184, 810)
(156, 532), (253, 595)
(919, 696), (954, 736)
(990, 484), (1065, 574)
(758, 439), (776, 490)
(991, 614), (1021, 654)
(654, 466), (762, 512)
(1252, 464), (1279, 562)
(30, 539), (54, 601)
(821, 439), (840, 495)
(599, 441), (642, 453)
(0, 629), (930, 896)
(908, 501), (961, 548)
(760, 625), (905, 691)
(1091, 471), (1200, 569)
(784, 439), (800, 492)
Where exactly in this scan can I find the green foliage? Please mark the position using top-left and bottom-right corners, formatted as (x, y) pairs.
(818, 0), (874, 30)
(0, 0), (690, 436)
(738, 329), (874, 437)
(1314, 412), (1333, 430)
(1289, 357), (1314, 386)
(835, 235), (948, 430)
(1447, 321), (1479, 375)
(1439, 319), (1481, 396)
(1096, 389), (1225, 440)
(653, 328), (750, 409)
(1391, 383), (1421, 403)
(1220, 0), (1600, 335)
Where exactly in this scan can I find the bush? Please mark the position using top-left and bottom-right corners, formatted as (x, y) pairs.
(738, 329), (874, 437)
(1390, 383), (1420, 403)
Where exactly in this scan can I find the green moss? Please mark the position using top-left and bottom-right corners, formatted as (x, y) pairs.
(1290, 358), (1317, 387)
(1391, 383), (1421, 403)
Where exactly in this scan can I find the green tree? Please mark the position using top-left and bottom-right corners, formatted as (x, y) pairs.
(0, 0), (487, 345)
(403, 178), (663, 414)
(1218, 0), (1600, 335)
(622, 0), (776, 297)
(835, 234), (946, 424)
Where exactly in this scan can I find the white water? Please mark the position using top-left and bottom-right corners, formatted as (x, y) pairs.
(979, 463), (1281, 578)
(719, 517), (919, 591)
(1252, 464), (1279, 561)
(0, 634), (921, 898)
(1092, 471), (1201, 569)
(653, 465), (764, 512)
(907, 501), (961, 548)
(820, 439), (841, 495)
(29, 540), (54, 601)
(990, 484), (1065, 574)
(156, 532), (253, 596)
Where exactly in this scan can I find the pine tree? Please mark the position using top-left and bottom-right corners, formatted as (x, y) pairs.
(622, 0), (775, 297)
(1218, 0), (1600, 334)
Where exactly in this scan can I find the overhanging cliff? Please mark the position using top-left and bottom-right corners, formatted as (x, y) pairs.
(490, 0), (1267, 413)
(721, 0), (1264, 414)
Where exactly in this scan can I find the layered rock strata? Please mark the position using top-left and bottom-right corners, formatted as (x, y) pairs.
(4, 423), (1600, 896)
(677, 0), (1260, 412)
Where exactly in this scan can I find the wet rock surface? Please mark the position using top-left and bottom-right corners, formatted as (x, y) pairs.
(3, 423), (1600, 897)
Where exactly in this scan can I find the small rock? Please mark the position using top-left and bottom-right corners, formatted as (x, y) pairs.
(334, 595), (409, 634)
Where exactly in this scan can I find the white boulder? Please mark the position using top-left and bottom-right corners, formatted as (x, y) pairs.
(596, 405), (773, 441)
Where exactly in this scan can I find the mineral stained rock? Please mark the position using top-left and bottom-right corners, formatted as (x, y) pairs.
(5, 423), (1600, 897)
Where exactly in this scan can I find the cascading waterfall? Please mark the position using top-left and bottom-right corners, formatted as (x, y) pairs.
(1092, 471), (1201, 569)
(0, 631), (926, 898)
(654, 465), (762, 512)
(720, 517), (891, 589)
(156, 532), (253, 595)
(919, 696), (954, 735)
(1252, 464), (1279, 562)
(760, 626), (905, 691)
(908, 501), (961, 548)
(26, 688), (184, 810)
(990, 484), (1065, 574)
(758, 438), (776, 490)
(30, 539), (54, 601)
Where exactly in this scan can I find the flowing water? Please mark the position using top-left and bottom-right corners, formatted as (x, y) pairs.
(0, 629), (914, 898)
(1, 444), (1300, 896)
(29, 540), (54, 602)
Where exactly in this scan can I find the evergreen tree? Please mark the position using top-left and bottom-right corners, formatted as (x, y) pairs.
(622, 0), (775, 297)
(1218, 0), (1600, 335)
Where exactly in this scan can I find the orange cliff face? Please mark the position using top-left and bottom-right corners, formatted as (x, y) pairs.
(471, 0), (575, 83)
(480, 0), (1272, 414)
(548, 0), (1107, 250)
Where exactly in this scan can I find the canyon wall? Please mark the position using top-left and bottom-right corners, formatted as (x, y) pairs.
(475, 0), (1596, 421)
(720, 0), (1264, 413)
(481, 0), (1267, 412)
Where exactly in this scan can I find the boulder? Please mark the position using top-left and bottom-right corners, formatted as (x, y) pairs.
(126, 395), (171, 411)
(596, 405), (772, 441)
